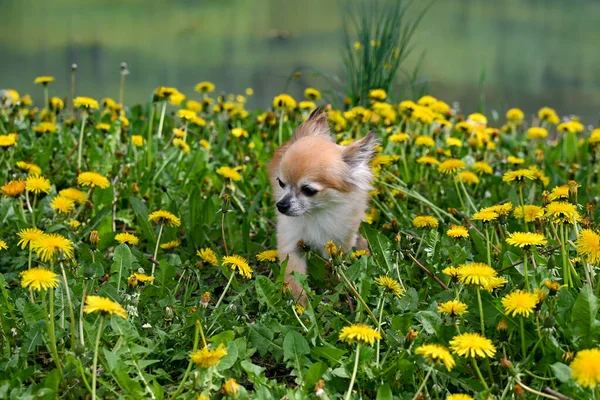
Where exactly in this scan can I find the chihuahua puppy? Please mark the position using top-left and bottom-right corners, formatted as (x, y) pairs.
(268, 109), (377, 302)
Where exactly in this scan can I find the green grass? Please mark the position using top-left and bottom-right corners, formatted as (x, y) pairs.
(0, 80), (600, 399)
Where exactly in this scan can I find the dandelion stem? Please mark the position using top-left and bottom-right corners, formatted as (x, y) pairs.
(337, 268), (380, 328)
(345, 344), (361, 400)
(458, 173), (477, 212)
(43, 85), (49, 110)
(42, 290), (63, 377)
(278, 110), (285, 146)
(91, 317), (104, 400)
(169, 320), (200, 400)
(476, 287), (485, 334)
(520, 316), (527, 359)
(472, 357), (489, 390)
(453, 177), (466, 211)
(485, 227), (492, 267)
(79, 281), (88, 347)
(519, 186), (529, 232)
(77, 113), (88, 169)
(523, 250), (530, 290)
(291, 304), (308, 332)
(559, 224), (570, 287)
(410, 366), (432, 400)
(214, 271), (235, 309)
(157, 101), (167, 139)
(375, 296), (385, 367)
(151, 223), (164, 277)
(147, 104), (155, 168)
(59, 262), (77, 350)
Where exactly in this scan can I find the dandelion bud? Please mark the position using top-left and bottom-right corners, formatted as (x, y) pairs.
(89, 230), (99, 245)
(200, 292), (211, 308)
(544, 280), (561, 296)
(324, 241), (340, 258)
(586, 202), (595, 214)
(315, 380), (327, 398)
(283, 281), (291, 293)
(500, 357), (512, 369)
(562, 350), (574, 362)
(132, 182), (140, 193)
(296, 240), (309, 252)
(127, 275), (138, 288)
(222, 378), (240, 396)
(544, 316), (556, 329)
(405, 328), (418, 344)
(497, 319), (508, 332)
(164, 306), (174, 321)
(514, 383), (524, 397)
(542, 190), (550, 205)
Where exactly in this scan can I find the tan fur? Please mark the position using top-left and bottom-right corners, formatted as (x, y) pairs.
(268, 109), (376, 304)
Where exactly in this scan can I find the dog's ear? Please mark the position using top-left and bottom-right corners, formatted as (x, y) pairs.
(291, 107), (333, 143)
(342, 131), (378, 168)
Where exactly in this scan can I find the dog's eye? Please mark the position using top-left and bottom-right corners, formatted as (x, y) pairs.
(277, 178), (286, 189)
(301, 186), (318, 197)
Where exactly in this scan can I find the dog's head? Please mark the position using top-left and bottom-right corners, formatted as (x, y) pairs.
(273, 109), (377, 217)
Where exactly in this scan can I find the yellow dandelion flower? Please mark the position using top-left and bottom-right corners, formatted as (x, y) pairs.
(33, 122), (57, 134)
(231, 128), (249, 138)
(416, 156), (440, 166)
(456, 171), (480, 185)
(160, 239), (180, 250)
(223, 378), (240, 396)
(442, 266), (460, 278)
(34, 76), (55, 85)
(545, 201), (581, 224)
(576, 229), (600, 264)
(74, 96), (99, 110)
(17, 228), (44, 249)
(447, 225), (469, 239)
(20, 268), (60, 291)
(50, 195), (75, 214)
(1, 180), (26, 197)
(506, 155), (525, 165)
(0, 240), (7, 251)
(173, 138), (191, 153)
(222, 255), (253, 279)
(450, 332), (496, 358)
(501, 290), (539, 317)
(194, 81), (215, 93)
(506, 108), (524, 122)
(216, 166), (242, 181)
(17, 161), (42, 176)
(538, 107), (559, 124)
(472, 161), (493, 175)
(273, 94), (297, 109)
(447, 395), (474, 400)
(190, 344), (228, 368)
(482, 276), (508, 291)
(31, 233), (74, 262)
(389, 133), (410, 143)
(68, 220), (80, 229)
(413, 215), (439, 229)
(527, 127), (548, 140)
(415, 135), (435, 147)
(58, 188), (87, 204)
(84, 295), (127, 319)
(148, 210), (181, 227)
(304, 88), (321, 100)
(415, 344), (455, 371)
(549, 185), (569, 201)
(590, 129), (600, 144)
(506, 232), (547, 248)
(127, 273), (155, 288)
(374, 276), (404, 297)
(26, 175), (51, 194)
(95, 123), (111, 132)
(369, 89), (387, 101)
(298, 101), (317, 111)
(339, 323), (382, 345)
(514, 205), (544, 222)
(257, 250), (279, 262)
(197, 248), (219, 266)
(457, 262), (497, 287)
(131, 135), (144, 147)
(446, 137), (463, 148)
(77, 172), (110, 189)
(439, 300), (468, 316)
(472, 209), (498, 223)
(200, 139), (210, 150)
(114, 232), (139, 245)
(438, 159), (466, 174)
(178, 109), (196, 121)
(502, 169), (536, 184)
(352, 249), (369, 259)
(570, 348), (600, 389)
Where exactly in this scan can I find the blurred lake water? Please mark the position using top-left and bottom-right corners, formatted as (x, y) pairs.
(0, 0), (598, 123)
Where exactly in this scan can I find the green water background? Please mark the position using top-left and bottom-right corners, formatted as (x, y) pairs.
(0, 0), (598, 123)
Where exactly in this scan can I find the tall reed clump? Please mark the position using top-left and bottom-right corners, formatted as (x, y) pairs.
(341, 0), (434, 106)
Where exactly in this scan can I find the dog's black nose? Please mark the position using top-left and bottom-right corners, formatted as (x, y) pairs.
(276, 199), (290, 214)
